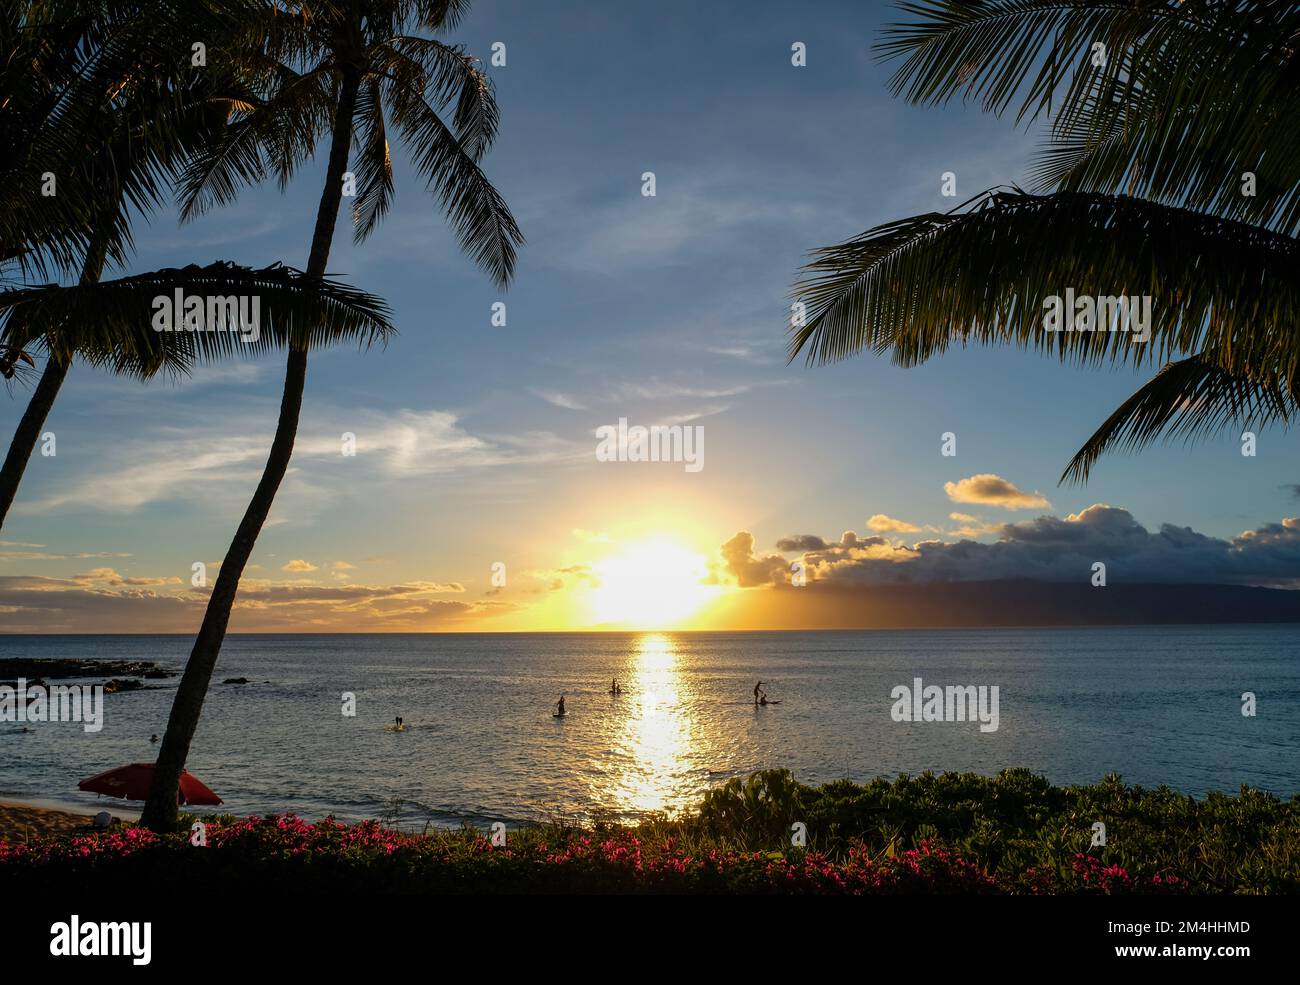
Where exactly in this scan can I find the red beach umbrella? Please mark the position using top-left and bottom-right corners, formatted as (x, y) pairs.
(78, 762), (223, 806)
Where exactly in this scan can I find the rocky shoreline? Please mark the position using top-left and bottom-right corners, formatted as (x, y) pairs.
(0, 658), (174, 692)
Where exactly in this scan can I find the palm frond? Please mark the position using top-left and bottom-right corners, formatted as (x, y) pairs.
(0, 261), (395, 378)
(791, 188), (1300, 381)
(1030, 10), (1300, 233)
(174, 63), (333, 222)
(387, 80), (522, 287)
(879, 1), (1300, 232)
(351, 76), (395, 242)
(374, 34), (498, 159)
(1061, 355), (1297, 484)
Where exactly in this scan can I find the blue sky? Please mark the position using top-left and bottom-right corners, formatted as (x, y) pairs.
(3, 0), (1298, 632)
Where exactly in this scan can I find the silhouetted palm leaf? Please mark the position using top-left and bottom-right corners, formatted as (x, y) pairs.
(0, 261), (394, 378)
(1061, 355), (1297, 484)
(792, 188), (1300, 379)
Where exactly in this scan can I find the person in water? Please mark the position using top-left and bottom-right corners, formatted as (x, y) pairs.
(610, 679), (622, 694)
(753, 681), (766, 705)
(556, 695), (566, 716)
(395, 716), (403, 728)
(150, 734), (159, 743)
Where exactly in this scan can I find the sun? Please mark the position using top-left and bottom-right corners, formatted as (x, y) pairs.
(588, 538), (721, 629)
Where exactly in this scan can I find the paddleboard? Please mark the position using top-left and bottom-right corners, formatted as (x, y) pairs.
(384, 724), (407, 732)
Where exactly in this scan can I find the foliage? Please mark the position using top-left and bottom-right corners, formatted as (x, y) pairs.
(5, 770), (1295, 894)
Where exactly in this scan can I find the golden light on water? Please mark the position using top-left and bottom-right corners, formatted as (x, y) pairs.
(612, 633), (696, 813)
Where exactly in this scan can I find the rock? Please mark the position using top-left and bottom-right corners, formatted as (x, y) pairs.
(0, 658), (174, 680)
(103, 678), (144, 694)
(222, 677), (251, 685)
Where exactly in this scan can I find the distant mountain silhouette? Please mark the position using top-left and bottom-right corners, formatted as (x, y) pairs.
(741, 580), (1300, 629)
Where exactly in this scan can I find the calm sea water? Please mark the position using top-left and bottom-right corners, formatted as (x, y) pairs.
(1, 628), (1297, 827)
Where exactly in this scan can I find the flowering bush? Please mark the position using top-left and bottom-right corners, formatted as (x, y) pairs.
(0, 815), (1003, 894)
(2, 769), (1293, 893)
(1019, 854), (1188, 895)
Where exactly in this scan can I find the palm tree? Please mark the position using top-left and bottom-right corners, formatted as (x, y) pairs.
(0, 0), (249, 520)
(0, 1), (394, 527)
(790, 0), (1300, 482)
(140, 0), (522, 831)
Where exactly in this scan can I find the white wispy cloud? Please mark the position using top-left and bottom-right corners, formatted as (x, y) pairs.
(529, 388), (587, 410)
(14, 404), (587, 518)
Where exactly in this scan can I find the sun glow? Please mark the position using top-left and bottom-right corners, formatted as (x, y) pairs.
(588, 538), (721, 629)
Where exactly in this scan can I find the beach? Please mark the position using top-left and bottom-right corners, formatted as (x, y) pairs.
(0, 799), (139, 844)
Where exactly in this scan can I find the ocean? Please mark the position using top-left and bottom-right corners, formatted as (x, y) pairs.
(2, 627), (1297, 828)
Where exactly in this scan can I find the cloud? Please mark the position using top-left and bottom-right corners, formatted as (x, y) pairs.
(1, 568), (180, 589)
(512, 565), (598, 594)
(944, 474), (1051, 510)
(947, 512), (1002, 538)
(0, 573), (492, 633)
(744, 506), (1300, 588)
(162, 363), (265, 388)
(0, 549), (132, 562)
(281, 559), (318, 572)
(14, 405), (587, 518)
(719, 531), (795, 587)
(775, 534), (829, 552)
(653, 404), (729, 426)
(867, 514), (921, 533)
(74, 568), (181, 587)
(552, 183), (818, 274)
(531, 389), (586, 411)
(608, 377), (781, 402)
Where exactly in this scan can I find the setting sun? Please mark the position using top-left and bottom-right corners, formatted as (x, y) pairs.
(588, 538), (722, 629)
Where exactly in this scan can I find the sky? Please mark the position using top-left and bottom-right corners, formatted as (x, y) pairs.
(3, 0), (1299, 633)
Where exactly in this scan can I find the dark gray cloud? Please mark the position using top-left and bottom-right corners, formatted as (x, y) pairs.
(774, 534), (829, 552)
(722, 506), (1300, 589)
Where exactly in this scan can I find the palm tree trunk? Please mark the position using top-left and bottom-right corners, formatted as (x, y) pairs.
(141, 69), (361, 831)
(0, 356), (70, 527)
(0, 216), (113, 530)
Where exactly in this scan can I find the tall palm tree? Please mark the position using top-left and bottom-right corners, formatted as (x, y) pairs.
(1, 1), (395, 526)
(141, 0), (522, 830)
(790, 0), (1300, 482)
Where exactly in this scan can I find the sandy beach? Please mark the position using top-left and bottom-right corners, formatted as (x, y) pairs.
(0, 799), (140, 844)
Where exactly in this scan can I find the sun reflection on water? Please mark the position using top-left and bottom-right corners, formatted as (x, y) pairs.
(612, 633), (697, 814)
